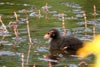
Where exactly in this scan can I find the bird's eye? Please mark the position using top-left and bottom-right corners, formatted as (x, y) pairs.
(48, 31), (54, 35)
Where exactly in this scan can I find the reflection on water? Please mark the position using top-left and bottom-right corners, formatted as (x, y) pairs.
(0, 51), (21, 56)
(0, 2), (32, 7)
(0, 0), (100, 67)
(64, 2), (82, 9)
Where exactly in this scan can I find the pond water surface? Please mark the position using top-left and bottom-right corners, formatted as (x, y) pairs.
(0, 0), (100, 67)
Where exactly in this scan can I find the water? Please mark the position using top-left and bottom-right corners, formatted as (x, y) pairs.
(0, 0), (100, 67)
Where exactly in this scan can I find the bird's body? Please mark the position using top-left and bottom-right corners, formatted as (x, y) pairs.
(49, 36), (83, 55)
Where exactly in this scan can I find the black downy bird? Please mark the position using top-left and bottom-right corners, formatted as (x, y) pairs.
(44, 29), (83, 58)
(44, 29), (83, 55)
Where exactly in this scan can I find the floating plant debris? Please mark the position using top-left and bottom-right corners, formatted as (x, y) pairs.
(65, 16), (78, 20)
(96, 23), (100, 29)
(0, 40), (9, 44)
(18, 9), (33, 13)
(73, 9), (83, 14)
(38, 57), (58, 62)
(53, 13), (67, 18)
(75, 14), (83, 18)
(84, 28), (92, 32)
(68, 64), (78, 67)
(77, 21), (96, 26)
(63, 2), (82, 9)
(3, 43), (13, 46)
(48, 11), (57, 14)
(36, 47), (47, 52)
(0, 2), (32, 6)
(29, 12), (44, 18)
(0, 51), (21, 56)
(41, 5), (52, 12)
(79, 35), (93, 41)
